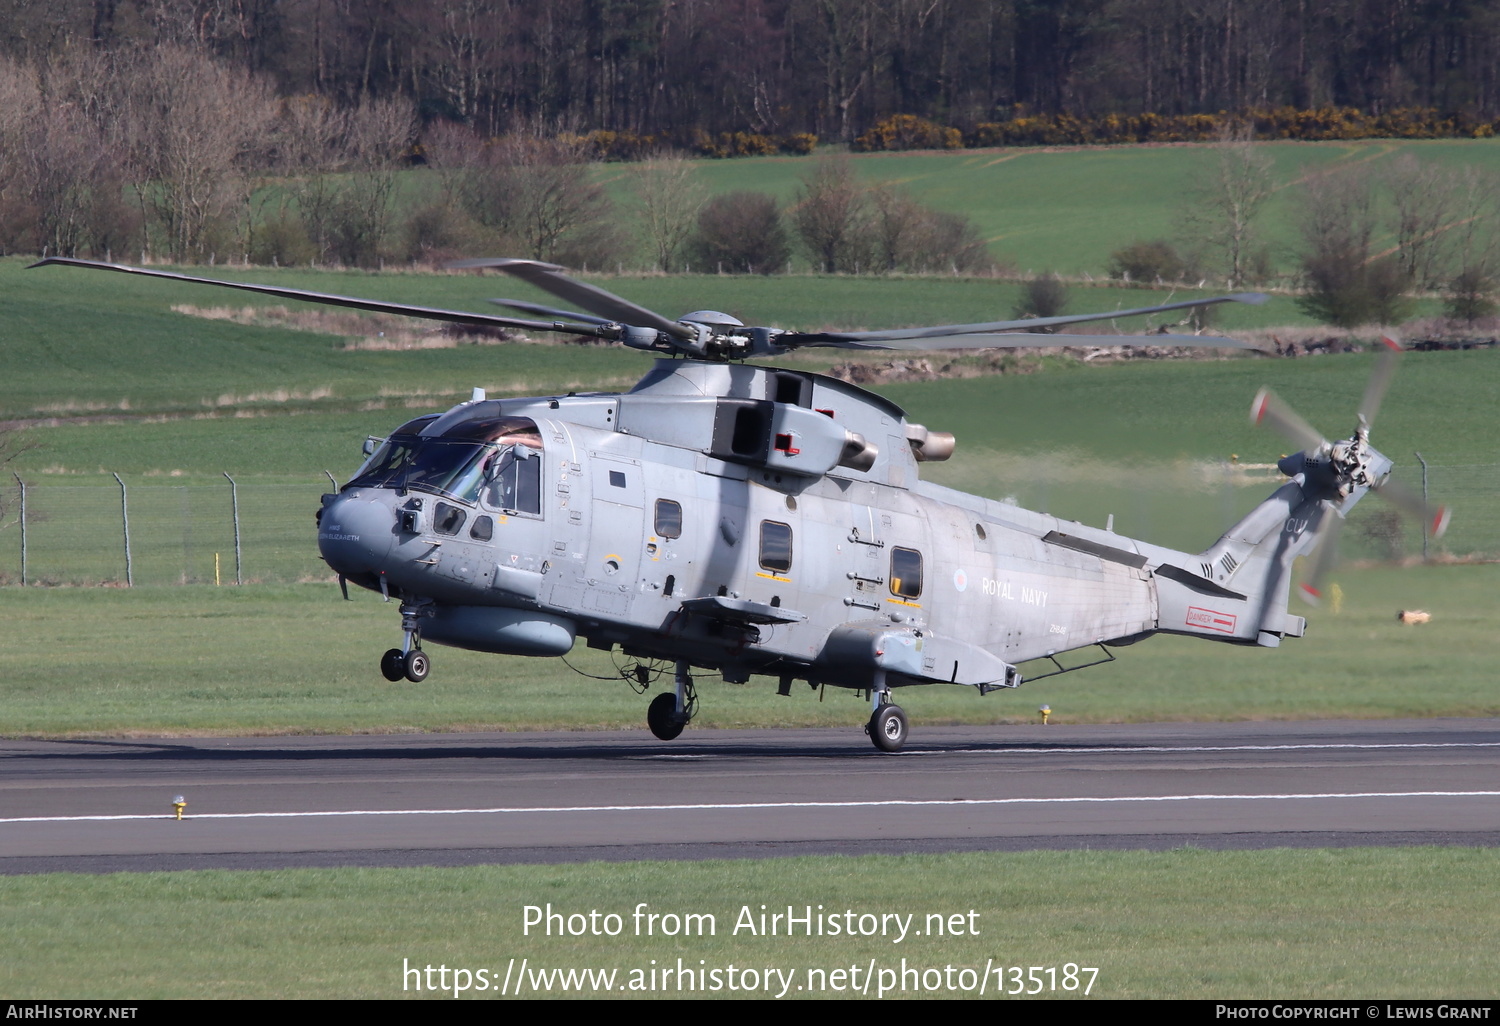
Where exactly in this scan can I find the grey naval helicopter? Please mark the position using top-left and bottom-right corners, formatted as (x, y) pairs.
(35, 257), (1449, 751)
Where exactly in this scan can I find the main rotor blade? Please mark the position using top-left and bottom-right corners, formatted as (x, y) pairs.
(1373, 478), (1452, 539)
(1358, 337), (1403, 429)
(1297, 512), (1345, 606)
(1251, 388), (1329, 453)
(488, 298), (614, 326)
(786, 331), (1258, 352)
(452, 258), (695, 340)
(28, 258), (606, 336)
(775, 292), (1267, 346)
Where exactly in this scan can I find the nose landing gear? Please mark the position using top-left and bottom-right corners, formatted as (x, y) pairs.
(379, 601), (431, 683)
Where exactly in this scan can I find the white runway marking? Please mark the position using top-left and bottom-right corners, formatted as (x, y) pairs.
(6, 790), (1499, 824)
(906, 741), (1500, 757)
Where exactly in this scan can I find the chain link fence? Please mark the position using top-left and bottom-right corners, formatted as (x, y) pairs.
(0, 464), (1494, 587)
(3, 475), (333, 586)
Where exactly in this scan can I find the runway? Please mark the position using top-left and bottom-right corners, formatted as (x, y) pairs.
(3, 718), (1499, 874)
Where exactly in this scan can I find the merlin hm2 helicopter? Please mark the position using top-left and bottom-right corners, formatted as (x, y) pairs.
(34, 257), (1448, 751)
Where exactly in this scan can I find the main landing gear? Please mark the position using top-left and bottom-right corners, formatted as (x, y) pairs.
(863, 672), (908, 752)
(647, 661), (697, 741)
(379, 602), (430, 683)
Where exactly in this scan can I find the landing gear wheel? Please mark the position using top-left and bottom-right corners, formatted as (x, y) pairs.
(868, 704), (908, 753)
(647, 692), (685, 741)
(380, 648), (405, 682)
(403, 649), (430, 683)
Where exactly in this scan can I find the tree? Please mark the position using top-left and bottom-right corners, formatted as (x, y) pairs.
(1181, 123), (1273, 288)
(116, 45), (277, 260)
(1012, 274), (1069, 328)
(631, 155), (706, 272)
(792, 155), (871, 273)
(1385, 155), (1460, 290)
(322, 97), (416, 266)
(685, 191), (790, 274)
(443, 135), (620, 266)
(1295, 168), (1412, 327)
(1109, 240), (1190, 284)
(1442, 167), (1500, 323)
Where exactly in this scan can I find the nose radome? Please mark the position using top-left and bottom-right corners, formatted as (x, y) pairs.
(318, 492), (396, 575)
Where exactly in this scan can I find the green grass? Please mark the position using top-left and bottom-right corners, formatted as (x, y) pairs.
(4, 848), (1498, 998)
(598, 137), (1500, 274)
(0, 563), (1492, 737)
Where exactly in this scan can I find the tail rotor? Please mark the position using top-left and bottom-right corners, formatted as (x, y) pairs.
(1250, 339), (1449, 605)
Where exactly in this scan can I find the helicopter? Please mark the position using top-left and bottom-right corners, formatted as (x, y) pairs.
(33, 257), (1449, 751)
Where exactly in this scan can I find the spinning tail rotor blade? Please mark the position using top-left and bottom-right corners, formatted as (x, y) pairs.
(1358, 338), (1403, 428)
(1297, 513), (1345, 606)
(1372, 478), (1452, 539)
(1250, 388), (1328, 453)
(452, 258), (696, 340)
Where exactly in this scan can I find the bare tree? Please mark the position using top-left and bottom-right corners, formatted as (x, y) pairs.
(867, 184), (928, 273)
(1182, 123), (1273, 288)
(324, 97), (416, 266)
(22, 104), (116, 257)
(1012, 274), (1069, 328)
(456, 136), (619, 265)
(0, 56), (41, 252)
(792, 155), (871, 273)
(116, 45), (276, 261)
(631, 155), (706, 272)
(1442, 166), (1500, 322)
(1296, 167), (1411, 327)
(685, 191), (791, 274)
(1385, 154), (1462, 290)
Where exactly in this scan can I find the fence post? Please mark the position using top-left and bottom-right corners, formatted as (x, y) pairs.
(112, 472), (133, 586)
(223, 472), (243, 585)
(12, 472), (24, 586)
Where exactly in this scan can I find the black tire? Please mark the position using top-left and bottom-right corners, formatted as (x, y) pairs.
(403, 648), (430, 683)
(380, 648), (406, 682)
(647, 691), (685, 741)
(868, 704), (908, 753)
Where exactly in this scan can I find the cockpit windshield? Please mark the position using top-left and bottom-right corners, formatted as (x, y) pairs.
(348, 416), (543, 510)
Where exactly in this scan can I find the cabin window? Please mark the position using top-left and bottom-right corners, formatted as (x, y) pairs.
(655, 498), (683, 539)
(759, 520), (793, 573)
(890, 547), (923, 598)
(434, 501), (467, 536)
(469, 515), (493, 542)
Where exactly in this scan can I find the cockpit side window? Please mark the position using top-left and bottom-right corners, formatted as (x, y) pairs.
(481, 446), (542, 515)
(434, 501), (467, 536)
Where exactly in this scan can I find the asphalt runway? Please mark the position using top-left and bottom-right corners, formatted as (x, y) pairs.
(3, 718), (1499, 874)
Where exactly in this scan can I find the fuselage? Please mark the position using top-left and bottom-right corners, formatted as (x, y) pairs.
(318, 358), (1321, 693)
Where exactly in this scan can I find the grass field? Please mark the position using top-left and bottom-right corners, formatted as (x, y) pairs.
(597, 137), (1500, 275)
(4, 848), (1498, 998)
(0, 563), (1491, 737)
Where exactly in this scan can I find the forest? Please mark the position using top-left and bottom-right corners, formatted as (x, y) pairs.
(3, 0), (1498, 140)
